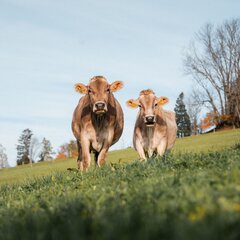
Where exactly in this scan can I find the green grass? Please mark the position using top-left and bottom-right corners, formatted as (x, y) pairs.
(0, 147), (138, 185)
(1, 129), (239, 185)
(0, 129), (240, 239)
(173, 128), (240, 153)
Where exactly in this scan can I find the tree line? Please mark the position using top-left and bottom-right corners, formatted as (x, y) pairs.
(16, 128), (54, 166)
(1, 129), (80, 167)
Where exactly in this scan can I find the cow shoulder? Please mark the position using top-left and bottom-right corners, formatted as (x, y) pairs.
(162, 110), (176, 122)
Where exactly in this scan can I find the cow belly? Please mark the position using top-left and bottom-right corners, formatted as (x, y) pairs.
(142, 128), (156, 154)
(142, 139), (156, 157)
(142, 131), (167, 157)
(91, 130), (113, 152)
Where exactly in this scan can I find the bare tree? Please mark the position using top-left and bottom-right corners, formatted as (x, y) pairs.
(39, 138), (54, 161)
(29, 137), (41, 166)
(0, 144), (9, 169)
(67, 140), (77, 158)
(186, 89), (203, 135)
(184, 18), (240, 127)
(232, 72), (240, 126)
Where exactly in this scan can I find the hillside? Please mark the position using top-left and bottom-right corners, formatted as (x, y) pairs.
(0, 129), (239, 185)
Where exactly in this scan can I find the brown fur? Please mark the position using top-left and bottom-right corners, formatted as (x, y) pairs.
(90, 76), (106, 82)
(72, 76), (124, 170)
(128, 91), (177, 160)
(139, 89), (155, 96)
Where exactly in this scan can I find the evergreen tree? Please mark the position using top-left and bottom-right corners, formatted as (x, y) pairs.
(39, 138), (53, 161)
(174, 92), (191, 137)
(16, 129), (33, 165)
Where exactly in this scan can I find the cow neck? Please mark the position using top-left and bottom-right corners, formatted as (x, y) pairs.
(146, 126), (154, 138)
(92, 113), (107, 129)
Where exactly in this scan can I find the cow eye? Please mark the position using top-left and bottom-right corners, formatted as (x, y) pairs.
(88, 89), (92, 93)
(138, 105), (142, 108)
(154, 103), (158, 107)
(107, 88), (110, 93)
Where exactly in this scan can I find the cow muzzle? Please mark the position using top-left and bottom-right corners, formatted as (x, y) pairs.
(93, 101), (107, 114)
(144, 115), (156, 127)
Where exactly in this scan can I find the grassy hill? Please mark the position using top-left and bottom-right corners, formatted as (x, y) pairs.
(1, 129), (239, 184)
(0, 129), (240, 240)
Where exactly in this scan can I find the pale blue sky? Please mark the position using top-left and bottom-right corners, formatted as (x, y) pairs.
(0, 0), (239, 166)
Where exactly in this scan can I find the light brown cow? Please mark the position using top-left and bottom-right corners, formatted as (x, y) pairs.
(126, 89), (177, 160)
(72, 76), (124, 170)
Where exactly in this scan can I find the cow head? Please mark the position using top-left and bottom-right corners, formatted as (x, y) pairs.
(126, 89), (169, 127)
(75, 76), (124, 114)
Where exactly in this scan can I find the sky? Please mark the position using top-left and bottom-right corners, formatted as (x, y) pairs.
(0, 0), (239, 166)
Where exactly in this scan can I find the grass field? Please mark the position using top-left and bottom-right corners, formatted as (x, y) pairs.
(0, 129), (240, 239)
(1, 128), (239, 184)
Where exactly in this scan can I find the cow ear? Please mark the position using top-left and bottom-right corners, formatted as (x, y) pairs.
(157, 96), (169, 105)
(74, 83), (88, 94)
(126, 99), (139, 108)
(110, 81), (124, 92)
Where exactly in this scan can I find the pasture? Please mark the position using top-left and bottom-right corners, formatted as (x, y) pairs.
(0, 129), (240, 239)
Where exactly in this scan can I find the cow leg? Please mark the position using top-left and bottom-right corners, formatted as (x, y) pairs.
(97, 129), (115, 167)
(97, 147), (109, 167)
(157, 138), (167, 157)
(135, 139), (146, 160)
(79, 139), (91, 171)
(77, 140), (82, 169)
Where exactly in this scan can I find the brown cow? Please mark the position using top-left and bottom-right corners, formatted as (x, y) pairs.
(126, 89), (177, 160)
(72, 76), (124, 170)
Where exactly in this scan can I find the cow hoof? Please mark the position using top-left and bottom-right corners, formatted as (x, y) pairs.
(139, 158), (147, 163)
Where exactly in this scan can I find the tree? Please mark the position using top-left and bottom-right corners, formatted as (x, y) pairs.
(39, 138), (53, 161)
(232, 73), (240, 125)
(29, 137), (41, 164)
(16, 129), (33, 165)
(174, 92), (191, 137)
(186, 89), (203, 135)
(200, 111), (217, 131)
(56, 143), (68, 159)
(0, 144), (9, 169)
(184, 18), (240, 127)
(67, 140), (78, 158)
(56, 140), (77, 159)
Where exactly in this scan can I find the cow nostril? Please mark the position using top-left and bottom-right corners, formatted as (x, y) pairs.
(95, 102), (105, 110)
(146, 116), (155, 122)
